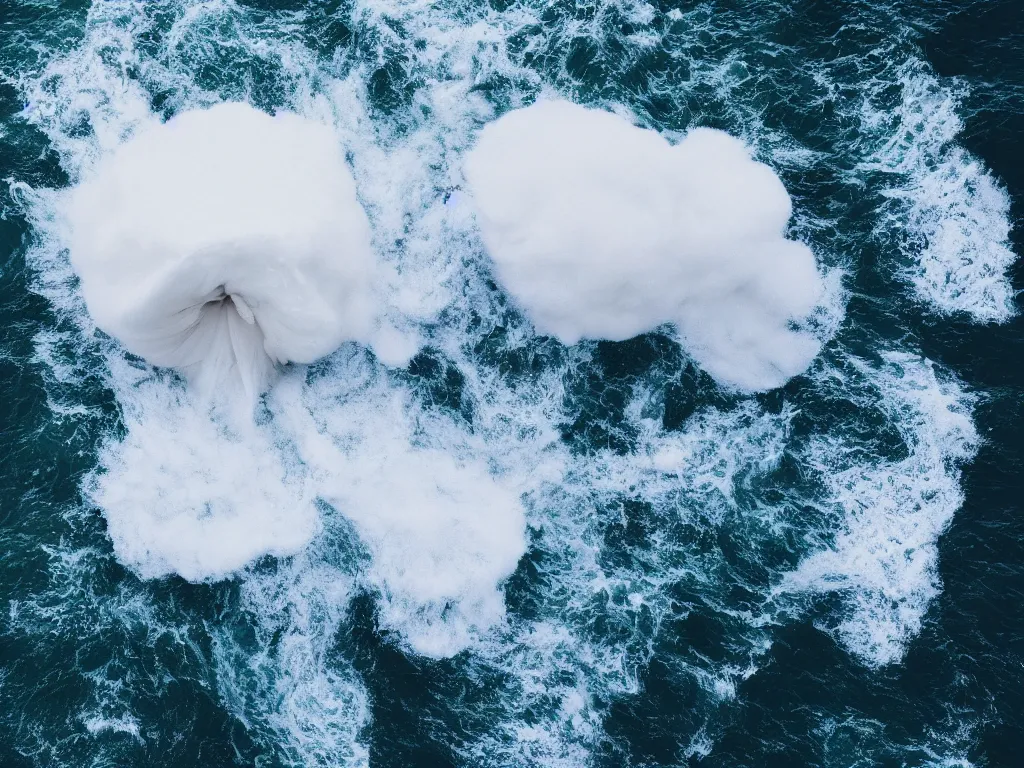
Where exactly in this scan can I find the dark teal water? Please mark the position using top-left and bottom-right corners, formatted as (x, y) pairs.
(1, 0), (1022, 766)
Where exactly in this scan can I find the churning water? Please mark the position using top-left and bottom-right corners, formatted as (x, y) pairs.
(1, 0), (1022, 766)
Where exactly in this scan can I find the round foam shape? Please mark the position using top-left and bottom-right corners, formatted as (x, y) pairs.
(67, 102), (379, 402)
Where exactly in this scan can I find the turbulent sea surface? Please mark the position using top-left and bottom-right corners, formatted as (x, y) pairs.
(1, 0), (1023, 766)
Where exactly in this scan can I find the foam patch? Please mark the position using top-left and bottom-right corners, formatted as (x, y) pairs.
(464, 100), (829, 392)
(65, 102), (386, 404)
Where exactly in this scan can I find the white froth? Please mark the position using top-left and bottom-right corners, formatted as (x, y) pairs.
(464, 99), (829, 392)
(87, 381), (319, 582)
(82, 713), (143, 742)
(18, 0), (531, 641)
(328, 448), (526, 657)
(65, 101), (388, 404)
(214, 553), (370, 767)
(273, 363), (530, 658)
(784, 353), (978, 666)
(864, 60), (1017, 323)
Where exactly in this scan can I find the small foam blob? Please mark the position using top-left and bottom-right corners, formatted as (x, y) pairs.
(66, 102), (384, 403)
(464, 100), (829, 392)
(326, 447), (527, 657)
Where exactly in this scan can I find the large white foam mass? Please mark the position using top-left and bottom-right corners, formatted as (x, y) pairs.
(464, 100), (829, 392)
(66, 102), (383, 401)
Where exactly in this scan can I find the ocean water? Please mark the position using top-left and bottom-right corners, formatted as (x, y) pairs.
(1, 0), (1022, 766)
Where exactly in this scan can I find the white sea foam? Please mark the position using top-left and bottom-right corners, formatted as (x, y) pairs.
(87, 382), (321, 582)
(863, 59), (1017, 323)
(82, 713), (143, 742)
(9, 4), (821, 761)
(65, 101), (402, 405)
(464, 99), (830, 392)
(784, 352), (978, 666)
(261, 360), (533, 658)
(212, 549), (371, 768)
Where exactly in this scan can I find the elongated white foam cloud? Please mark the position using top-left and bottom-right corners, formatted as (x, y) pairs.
(66, 102), (384, 402)
(464, 100), (829, 392)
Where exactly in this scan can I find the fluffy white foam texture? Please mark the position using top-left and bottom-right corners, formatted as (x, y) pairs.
(464, 100), (828, 392)
(66, 102), (383, 403)
(89, 392), (319, 582)
(325, 446), (527, 658)
(264, 372), (530, 657)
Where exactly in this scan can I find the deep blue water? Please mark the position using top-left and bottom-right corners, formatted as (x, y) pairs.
(1, 1), (1023, 766)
